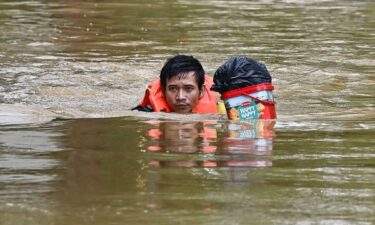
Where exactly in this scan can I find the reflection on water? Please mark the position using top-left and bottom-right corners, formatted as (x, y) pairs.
(0, 124), (63, 184)
(144, 120), (218, 153)
(0, 117), (374, 224)
(142, 120), (275, 168)
(0, 123), (64, 225)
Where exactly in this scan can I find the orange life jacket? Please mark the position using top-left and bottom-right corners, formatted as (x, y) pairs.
(139, 76), (218, 114)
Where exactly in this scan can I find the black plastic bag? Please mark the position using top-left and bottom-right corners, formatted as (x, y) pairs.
(211, 56), (272, 93)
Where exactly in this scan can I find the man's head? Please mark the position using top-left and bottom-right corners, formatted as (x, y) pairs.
(160, 55), (205, 113)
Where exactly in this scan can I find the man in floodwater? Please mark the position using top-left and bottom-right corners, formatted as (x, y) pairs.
(132, 55), (218, 114)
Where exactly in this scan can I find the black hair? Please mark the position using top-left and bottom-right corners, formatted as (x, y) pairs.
(160, 55), (205, 93)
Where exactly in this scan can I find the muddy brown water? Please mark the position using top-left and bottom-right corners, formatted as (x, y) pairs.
(0, 0), (374, 224)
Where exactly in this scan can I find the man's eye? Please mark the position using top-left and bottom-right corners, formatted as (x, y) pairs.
(185, 86), (194, 92)
(168, 86), (177, 92)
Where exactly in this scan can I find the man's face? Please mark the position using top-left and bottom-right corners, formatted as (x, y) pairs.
(164, 71), (203, 113)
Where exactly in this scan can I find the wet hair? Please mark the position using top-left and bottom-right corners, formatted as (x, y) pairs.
(160, 55), (205, 93)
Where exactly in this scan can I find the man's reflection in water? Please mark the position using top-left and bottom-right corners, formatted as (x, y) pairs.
(146, 121), (217, 154)
(143, 120), (275, 168)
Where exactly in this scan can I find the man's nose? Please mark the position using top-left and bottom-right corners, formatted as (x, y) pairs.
(176, 89), (186, 100)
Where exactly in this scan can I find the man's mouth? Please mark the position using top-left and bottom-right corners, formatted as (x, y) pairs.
(175, 104), (190, 109)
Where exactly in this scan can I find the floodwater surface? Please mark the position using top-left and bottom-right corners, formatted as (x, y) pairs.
(0, 0), (374, 224)
(1, 118), (374, 225)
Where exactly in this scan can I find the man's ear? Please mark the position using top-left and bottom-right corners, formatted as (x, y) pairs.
(199, 85), (205, 99)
